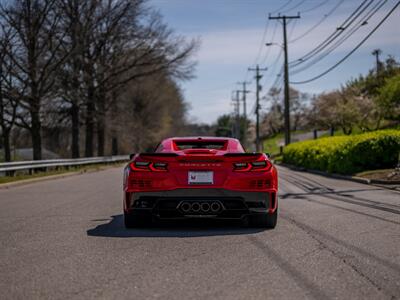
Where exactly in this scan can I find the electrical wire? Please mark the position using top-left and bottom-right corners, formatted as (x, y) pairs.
(291, 0), (388, 75)
(253, 19), (271, 66)
(299, 0), (330, 13)
(263, 18), (297, 88)
(289, 0), (345, 43)
(280, 0), (307, 14)
(259, 21), (278, 65)
(291, 0), (400, 84)
(289, 0), (371, 67)
(270, 0), (294, 14)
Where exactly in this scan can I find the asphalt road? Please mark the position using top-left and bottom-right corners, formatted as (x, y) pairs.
(1, 166), (399, 299)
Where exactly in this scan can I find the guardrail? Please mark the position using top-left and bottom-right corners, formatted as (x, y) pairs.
(0, 155), (129, 176)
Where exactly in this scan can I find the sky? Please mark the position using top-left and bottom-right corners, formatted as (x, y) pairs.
(149, 0), (400, 124)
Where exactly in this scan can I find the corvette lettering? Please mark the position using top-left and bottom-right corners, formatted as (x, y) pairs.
(179, 163), (222, 167)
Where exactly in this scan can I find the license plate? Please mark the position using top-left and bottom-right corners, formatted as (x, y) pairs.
(188, 171), (213, 185)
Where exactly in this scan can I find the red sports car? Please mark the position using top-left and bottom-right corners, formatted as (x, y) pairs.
(123, 137), (278, 228)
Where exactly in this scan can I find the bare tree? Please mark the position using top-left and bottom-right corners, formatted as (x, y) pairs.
(55, 0), (98, 158)
(83, 2), (197, 156)
(0, 0), (198, 160)
(0, 0), (70, 160)
(0, 27), (17, 161)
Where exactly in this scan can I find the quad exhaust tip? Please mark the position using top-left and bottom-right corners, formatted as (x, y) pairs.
(200, 202), (210, 212)
(179, 201), (222, 214)
(191, 202), (201, 212)
(210, 202), (221, 213)
(181, 202), (191, 213)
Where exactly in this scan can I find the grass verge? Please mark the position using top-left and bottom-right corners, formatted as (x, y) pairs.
(355, 169), (400, 181)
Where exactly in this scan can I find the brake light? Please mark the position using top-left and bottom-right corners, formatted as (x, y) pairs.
(233, 160), (271, 172)
(130, 161), (168, 172)
(233, 162), (252, 171)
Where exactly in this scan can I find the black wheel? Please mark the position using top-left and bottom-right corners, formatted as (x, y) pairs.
(249, 208), (278, 229)
(124, 212), (152, 228)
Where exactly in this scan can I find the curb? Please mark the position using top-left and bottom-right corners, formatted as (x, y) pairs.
(276, 163), (400, 185)
(369, 178), (400, 184)
(0, 164), (124, 190)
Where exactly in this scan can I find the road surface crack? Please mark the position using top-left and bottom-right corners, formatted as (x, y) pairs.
(281, 213), (393, 298)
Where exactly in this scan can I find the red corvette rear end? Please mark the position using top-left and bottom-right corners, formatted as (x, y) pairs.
(123, 137), (278, 228)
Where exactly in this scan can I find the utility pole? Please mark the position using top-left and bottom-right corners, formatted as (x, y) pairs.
(231, 91), (241, 139)
(372, 49), (382, 76)
(248, 65), (267, 152)
(237, 81), (251, 146)
(269, 13), (300, 146)
(237, 81), (251, 119)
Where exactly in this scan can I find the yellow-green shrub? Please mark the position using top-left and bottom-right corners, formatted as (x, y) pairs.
(282, 130), (400, 174)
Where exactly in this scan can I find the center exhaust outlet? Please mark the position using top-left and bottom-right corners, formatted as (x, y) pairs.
(200, 202), (210, 212)
(210, 202), (221, 213)
(191, 202), (201, 212)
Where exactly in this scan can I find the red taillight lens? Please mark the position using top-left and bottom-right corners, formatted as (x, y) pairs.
(233, 160), (271, 172)
(129, 161), (168, 172)
(233, 162), (252, 171)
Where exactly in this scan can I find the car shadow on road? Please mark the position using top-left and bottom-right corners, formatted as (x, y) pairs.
(87, 214), (265, 238)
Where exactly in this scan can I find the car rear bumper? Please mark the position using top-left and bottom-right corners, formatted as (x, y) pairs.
(124, 188), (277, 220)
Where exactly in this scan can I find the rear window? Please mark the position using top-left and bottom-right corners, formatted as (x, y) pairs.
(174, 141), (227, 150)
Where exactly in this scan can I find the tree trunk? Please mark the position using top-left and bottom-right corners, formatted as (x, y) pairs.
(30, 110), (42, 160)
(96, 91), (106, 156)
(71, 103), (80, 158)
(85, 86), (95, 157)
(112, 137), (118, 155)
(3, 129), (11, 162)
(97, 116), (105, 156)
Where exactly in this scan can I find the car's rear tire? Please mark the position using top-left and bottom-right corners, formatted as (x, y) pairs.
(249, 208), (278, 229)
(124, 212), (152, 228)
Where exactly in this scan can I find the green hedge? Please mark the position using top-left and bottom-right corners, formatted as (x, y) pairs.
(282, 130), (400, 174)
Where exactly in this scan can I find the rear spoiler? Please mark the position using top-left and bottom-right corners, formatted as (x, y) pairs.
(140, 153), (179, 156)
(130, 153), (179, 159)
(129, 152), (269, 160)
(223, 153), (262, 157)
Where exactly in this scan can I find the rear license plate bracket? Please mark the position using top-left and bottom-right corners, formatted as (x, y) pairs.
(188, 171), (214, 185)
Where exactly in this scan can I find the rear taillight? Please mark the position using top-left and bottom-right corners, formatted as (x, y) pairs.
(233, 162), (252, 171)
(129, 161), (168, 172)
(233, 160), (271, 172)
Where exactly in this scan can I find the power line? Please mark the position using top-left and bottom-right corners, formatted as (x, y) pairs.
(259, 21), (278, 65)
(281, 0), (307, 14)
(253, 19), (271, 65)
(270, 0), (293, 14)
(289, 0), (371, 67)
(291, 0), (388, 75)
(262, 16), (297, 92)
(291, 0), (400, 84)
(289, 0), (345, 43)
(299, 0), (330, 14)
